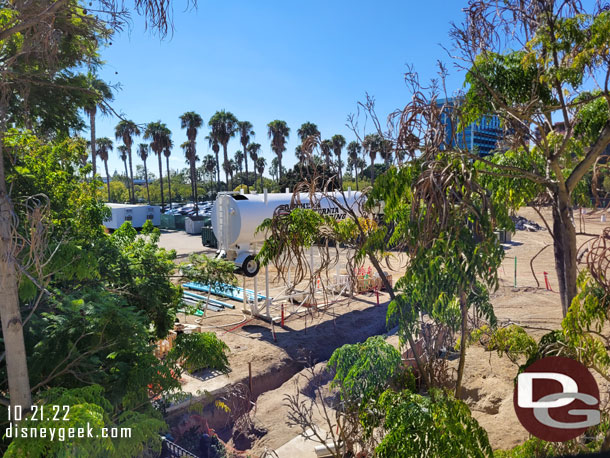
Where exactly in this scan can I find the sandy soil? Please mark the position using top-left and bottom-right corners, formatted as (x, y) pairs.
(158, 207), (610, 455)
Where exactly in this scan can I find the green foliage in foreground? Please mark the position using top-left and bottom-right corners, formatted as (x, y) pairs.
(329, 336), (402, 408)
(376, 388), (493, 458)
(168, 332), (230, 373)
(4, 385), (165, 458)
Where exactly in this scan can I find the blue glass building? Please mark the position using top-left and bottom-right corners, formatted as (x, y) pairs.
(438, 97), (503, 156)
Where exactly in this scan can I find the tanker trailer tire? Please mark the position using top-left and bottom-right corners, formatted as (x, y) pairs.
(242, 256), (260, 277)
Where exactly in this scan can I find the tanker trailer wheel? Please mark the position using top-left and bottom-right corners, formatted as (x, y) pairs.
(242, 255), (260, 277)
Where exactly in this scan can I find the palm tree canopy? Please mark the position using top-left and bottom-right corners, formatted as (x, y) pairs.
(96, 137), (113, 162)
(115, 120), (141, 148)
(363, 133), (382, 160)
(331, 134), (346, 156)
(203, 155), (217, 174)
(144, 121), (172, 154)
(238, 120), (254, 146)
(320, 139), (332, 159)
(84, 73), (114, 116)
(267, 120), (290, 155)
(118, 144), (128, 162)
(180, 111), (203, 143)
(208, 110), (239, 145)
(297, 122), (320, 143)
(138, 143), (149, 161)
(256, 157), (266, 174)
(347, 141), (362, 160)
(163, 138), (174, 158)
(248, 142), (261, 162)
(234, 150), (244, 163)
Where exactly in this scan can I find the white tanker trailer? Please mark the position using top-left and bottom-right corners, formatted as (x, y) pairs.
(211, 191), (364, 277)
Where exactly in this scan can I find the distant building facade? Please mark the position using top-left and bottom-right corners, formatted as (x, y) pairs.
(438, 97), (503, 156)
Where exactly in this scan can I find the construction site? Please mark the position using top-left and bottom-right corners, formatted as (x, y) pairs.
(151, 202), (609, 457)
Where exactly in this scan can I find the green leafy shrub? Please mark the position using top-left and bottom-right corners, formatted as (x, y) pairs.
(168, 332), (230, 373)
(376, 388), (493, 458)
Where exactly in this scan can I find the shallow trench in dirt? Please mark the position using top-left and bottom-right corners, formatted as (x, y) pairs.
(165, 299), (392, 454)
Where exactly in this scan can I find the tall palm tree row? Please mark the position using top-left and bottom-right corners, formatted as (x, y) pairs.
(144, 121), (172, 210)
(208, 110), (238, 190)
(138, 143), (151, 204)
(96, 137), (113, 201)
(84, 73), (113, 178)
(114, 120), (141, 203)
(267, 120), (290, 181)
(180, 111), (203, 211)
(237, 121), (254, 192)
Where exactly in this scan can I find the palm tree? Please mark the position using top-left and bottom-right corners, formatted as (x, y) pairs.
(163, 138), (174, 209)
(331, 134), (346, 185)
(144, 121), (171, 210)
(114, 120), (141, 203)
(118, 145), (130, 200)
(380, 138), (393, 165)
(297, 122), (320, 143)
(181, 141), (198, 204)
(247, 143), (261, 191)
(347, 141), (362, 190)
(297, 122), (320, 164)
(320, 139), (332, 175)
(180, 111), (203, 211)
(138, 143), (151, 204)
(234, 150), (244, 177)
(256, 157), (266, 192)
(267, 120), (290, 180)
(237, 121), (254, 192)
(209, 110), (238, 190)
(83, 73), (113, 178)
(96, 137), (113, 201)
(205, 134), (221, 190)
(270, 157), (279, 182)
(363, 134), (381, 185)
(202, 154), (217, 194)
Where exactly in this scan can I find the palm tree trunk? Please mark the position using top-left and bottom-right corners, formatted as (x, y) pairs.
(355, 164), (359, 191)
(191, 160), (198, 211)
(158, 152), (165, 210)
(243, 143), (250, 193)
(128, 146), (135, 203)
(0, 135), (33, 419)
(123, 160), (130, 202)
(370, 156), (375, 185)
(222, 144), (229, 190)
(166, 155), (172, 210)
(278, 153), (283, 181)
(143, 159), (150, 205)
(90, 109), (97, 177)
(104, 160), (111, 202)
(214, 152), (220, 192)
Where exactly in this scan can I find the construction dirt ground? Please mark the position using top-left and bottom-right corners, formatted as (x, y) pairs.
(158, 206), (610, 455)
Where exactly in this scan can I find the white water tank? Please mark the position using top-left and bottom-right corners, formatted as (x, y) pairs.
(211, 191), (363, 276)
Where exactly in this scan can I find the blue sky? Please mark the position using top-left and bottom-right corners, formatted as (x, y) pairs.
(95, 1), (467, 176)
